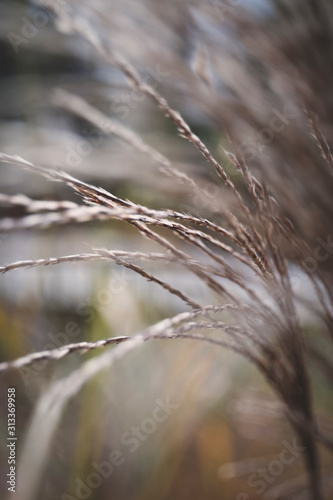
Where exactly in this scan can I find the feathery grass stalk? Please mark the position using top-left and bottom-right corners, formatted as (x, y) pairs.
(1, 2), (332, 498)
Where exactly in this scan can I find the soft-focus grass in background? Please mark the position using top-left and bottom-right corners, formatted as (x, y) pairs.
(1, 1), (333, 499)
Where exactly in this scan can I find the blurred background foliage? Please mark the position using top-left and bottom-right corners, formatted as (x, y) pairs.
(0, 1), (333, 499)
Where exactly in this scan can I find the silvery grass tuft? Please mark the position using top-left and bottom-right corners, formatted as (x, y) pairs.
(1, 1), (333, 499)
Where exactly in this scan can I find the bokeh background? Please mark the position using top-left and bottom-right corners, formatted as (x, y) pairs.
(0, 1), (333, 499)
